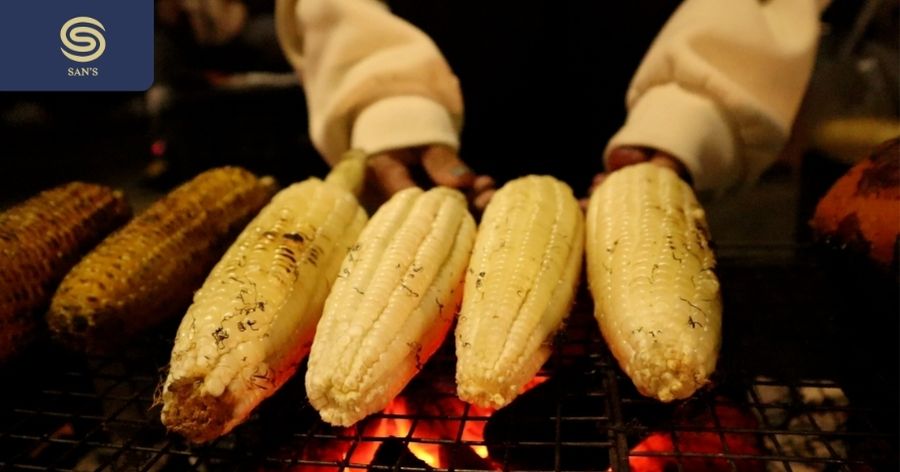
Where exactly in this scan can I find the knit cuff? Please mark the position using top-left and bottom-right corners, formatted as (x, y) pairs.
(606, 83), (739, 193)
(351, 95), (459, 158)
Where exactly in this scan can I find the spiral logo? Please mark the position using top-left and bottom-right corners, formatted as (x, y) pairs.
(60, 16), (106, 63)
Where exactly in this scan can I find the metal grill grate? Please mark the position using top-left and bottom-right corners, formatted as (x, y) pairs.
(0, 244), (896, 471)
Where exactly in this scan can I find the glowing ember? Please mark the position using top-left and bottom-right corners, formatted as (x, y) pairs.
(628, 403), (764, 472)
(294, 374), (550, 470)
(472, 445), (489, 459)
(459, 403), (493, 461)
(521, 375), (550, 392)
(380, 398), (442, 467)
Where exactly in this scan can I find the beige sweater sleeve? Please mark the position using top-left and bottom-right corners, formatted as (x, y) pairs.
(606, 0), (828, 194)
(275, 0), (462, 165)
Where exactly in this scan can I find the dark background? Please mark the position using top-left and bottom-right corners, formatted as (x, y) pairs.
(0, 0), (897, 243)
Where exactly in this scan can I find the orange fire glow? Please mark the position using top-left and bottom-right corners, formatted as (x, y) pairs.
(295, 375), (549, 470)
(628, 404), (765, 472)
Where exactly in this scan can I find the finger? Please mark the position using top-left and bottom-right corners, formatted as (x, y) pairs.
(368, 152), (417, 196)
(606, 146), (651, 171)
(420, 145), (476, 188)
(465, 175), (496, 214)
(472, 175), (496, 194)
(473, 188), (495, 212)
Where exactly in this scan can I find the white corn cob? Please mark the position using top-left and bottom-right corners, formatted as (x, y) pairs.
(307, 186), (476, 426)
(456, 175), (584, 408)
(586, 163), (722, 402)
(160, 154), (368, 443)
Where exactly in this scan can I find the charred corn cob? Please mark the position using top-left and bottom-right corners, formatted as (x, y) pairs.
(0, 183), (130, 362)
(160, 154), (368, 443)
(307, 186), (476, 426)
(455, 175), (583, 408)
(586, 163), (721, 402)
(47, 167), (276, 353)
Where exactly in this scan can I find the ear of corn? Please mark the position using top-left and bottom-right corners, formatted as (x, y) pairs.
(455, 175), (583, 408)
(324, 149), (366, 196)
(160, 152), (368, 443)
(306, 186), (476, 427)
(0, 183), (130, 362)
(47, 167), (276, 353)
(586, 163), (721, 402)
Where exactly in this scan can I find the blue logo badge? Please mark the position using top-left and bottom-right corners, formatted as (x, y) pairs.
(0, 0), (154, 91)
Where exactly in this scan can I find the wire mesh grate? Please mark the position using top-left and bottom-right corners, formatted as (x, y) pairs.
(0, 244), (896, 471)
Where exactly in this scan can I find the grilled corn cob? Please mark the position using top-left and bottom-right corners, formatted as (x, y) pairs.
(160, 153), (368, 443)
(455, 175), (583, 408)
(47, 167), (276, 353)
(307, 186), (476, 426)
(586, 163), (721, 402)
(0, 183), (130, 362)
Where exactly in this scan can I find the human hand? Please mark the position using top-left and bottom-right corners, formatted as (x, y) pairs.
(367, 145), (496, 211)
(580, 146), (691, 208)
